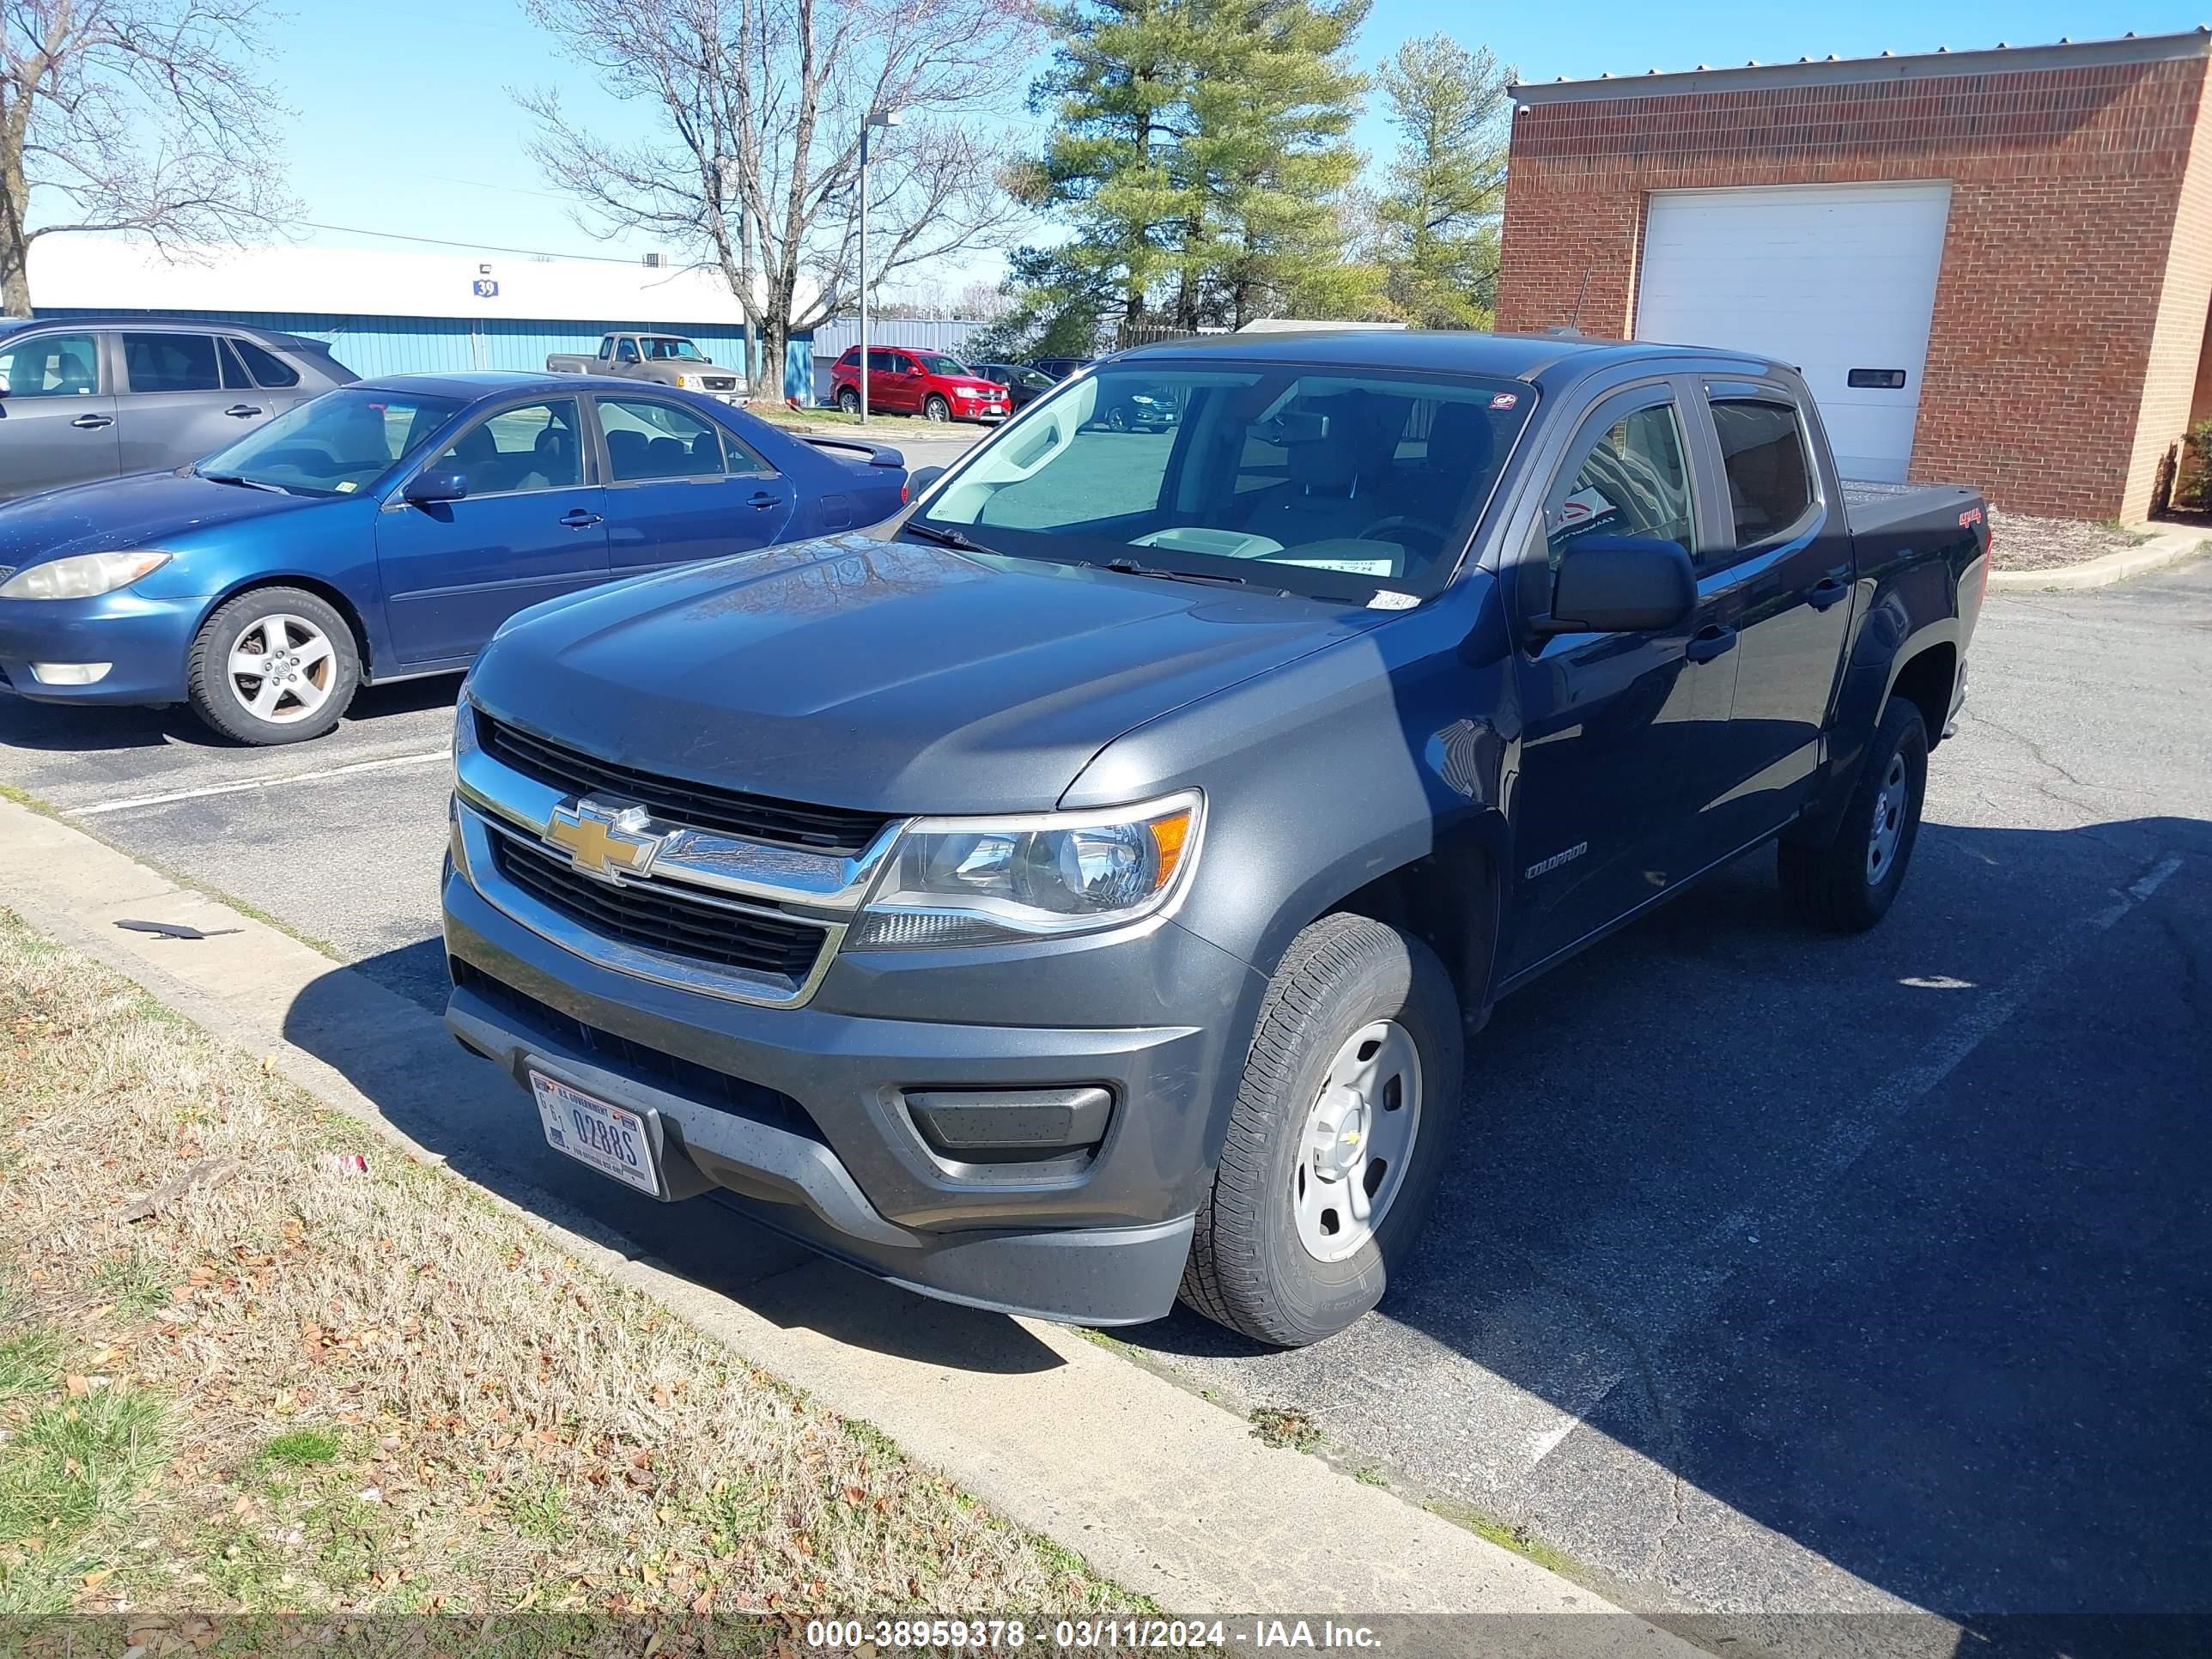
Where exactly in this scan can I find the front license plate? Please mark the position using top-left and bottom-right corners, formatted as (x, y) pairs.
(530, 1071), (659, 1195)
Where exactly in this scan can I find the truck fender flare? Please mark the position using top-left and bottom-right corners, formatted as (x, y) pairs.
(1802, 600), (1959, 842)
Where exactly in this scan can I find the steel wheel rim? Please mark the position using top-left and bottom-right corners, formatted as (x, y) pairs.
(1866, 751), (1909, 885)
(226, 613), (336, 726)
(1292, 1018), (1422, 1263)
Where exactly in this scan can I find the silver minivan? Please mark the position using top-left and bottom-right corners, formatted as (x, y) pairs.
(0, 318), (357, 501)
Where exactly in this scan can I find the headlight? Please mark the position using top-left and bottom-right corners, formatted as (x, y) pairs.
(0, 550), (171, 601)
(850, 791), (1201, 948)
(675, 373), (701, 389)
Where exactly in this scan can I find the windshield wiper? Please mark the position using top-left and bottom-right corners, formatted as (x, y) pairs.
(199, 471), (288, 495)
(902, 520), (988, 552)
(1104, 557), (1258, 590)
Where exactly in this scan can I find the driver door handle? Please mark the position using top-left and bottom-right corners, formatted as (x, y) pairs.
(70, 413), (114, 430)
(1804, 574), (1850, 611)
(1686, 623), (1738, 663)
(747, 490), (781, 510)
(223, 404), (263, 418)
(560, 508), (603, 528)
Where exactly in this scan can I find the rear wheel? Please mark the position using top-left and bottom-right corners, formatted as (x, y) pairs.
(1778, 697), (1928, 932)
(924, 394), (951, 423)
(186, 586), (359, 745)
(837, 386), (861, 415)
(1180, 914), (1463, 1347)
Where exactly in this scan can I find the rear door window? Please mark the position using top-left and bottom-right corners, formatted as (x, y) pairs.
(1711, 398), (1815, 547)
(121, 333), (222, 394)
(598, 398), (729, 482)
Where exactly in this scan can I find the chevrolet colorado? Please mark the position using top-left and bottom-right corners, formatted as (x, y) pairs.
(441, 331), (1989, 1346)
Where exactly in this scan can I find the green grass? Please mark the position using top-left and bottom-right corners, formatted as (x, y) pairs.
(0, 1385), (170, 1613)
(90, 1253), (174, 1318)
(504, 1474), (580, 1545)
(0, 1329), (63, 1407)
(258, 1428), (342, 1470)
(1423, 1496), (1585, 1581)
(1353, 1465), (1389, 1487)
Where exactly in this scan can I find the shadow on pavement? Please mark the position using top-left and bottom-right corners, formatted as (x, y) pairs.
(0, 672), (464, 753)
(285, 814), (2211, 1641)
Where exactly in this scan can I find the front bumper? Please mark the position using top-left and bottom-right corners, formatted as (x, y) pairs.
(0, 591), (202, 705)
(438, 726), (1266, 1322)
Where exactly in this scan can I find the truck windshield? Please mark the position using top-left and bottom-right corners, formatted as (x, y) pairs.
(640, 337), (708, 362)
(195, 388), (464, 497)
(910, 362), (1533, 604)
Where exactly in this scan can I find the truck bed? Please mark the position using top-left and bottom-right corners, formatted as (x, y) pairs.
(1841, 477), (1984, 542)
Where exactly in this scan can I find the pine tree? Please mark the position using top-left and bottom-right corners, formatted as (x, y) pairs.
(1374, 33), (1512, 329)
(1174, 0), (1376, 329)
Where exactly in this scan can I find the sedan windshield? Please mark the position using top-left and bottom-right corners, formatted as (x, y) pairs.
(911, 362), (1533, 604)
(641, 337), (708, 362)
(196, 388), (464, 497)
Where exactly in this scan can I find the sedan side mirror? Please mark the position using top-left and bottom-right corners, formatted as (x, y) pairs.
(1538, 535), (1696, 635)
(404, 469), (470, 506)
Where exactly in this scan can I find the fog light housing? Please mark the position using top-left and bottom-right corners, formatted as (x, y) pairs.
(30, 662), (111, 685)
(903, 1086), (1112, 1165)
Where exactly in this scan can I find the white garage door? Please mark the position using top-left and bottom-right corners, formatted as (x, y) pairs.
(1635, 183), (1952, 482)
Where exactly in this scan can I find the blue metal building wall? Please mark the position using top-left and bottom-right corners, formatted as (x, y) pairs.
(33, 307), (789, 384)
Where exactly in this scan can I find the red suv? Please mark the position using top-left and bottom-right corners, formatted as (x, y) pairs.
(830, 348), (1010, 423)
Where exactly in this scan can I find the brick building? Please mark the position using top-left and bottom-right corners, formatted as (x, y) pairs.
(1494, 30), (2212, 520)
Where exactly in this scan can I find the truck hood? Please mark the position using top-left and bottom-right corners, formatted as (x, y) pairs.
(467, 532), (1383, 815)
(0, 470), (325, 566)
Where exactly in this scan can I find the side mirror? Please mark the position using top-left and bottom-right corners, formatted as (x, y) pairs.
(404, 469), (470, 506)
(907, 465), (945, 497)
(1538, 535), (1696, 635)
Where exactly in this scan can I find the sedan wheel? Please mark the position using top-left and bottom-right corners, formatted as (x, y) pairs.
(185, 586), (360, 745)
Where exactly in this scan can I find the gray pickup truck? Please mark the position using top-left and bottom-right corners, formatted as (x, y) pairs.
(545, 332), (746, 401)
(442, 330), (1989, 1347)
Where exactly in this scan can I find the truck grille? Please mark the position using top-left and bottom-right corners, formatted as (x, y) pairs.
(489, 826), (829, 983)
(701, 375), (737, 392)
(476, 710), (890, 856)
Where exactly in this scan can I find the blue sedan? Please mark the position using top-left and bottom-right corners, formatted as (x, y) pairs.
(0, 372), (907, 744)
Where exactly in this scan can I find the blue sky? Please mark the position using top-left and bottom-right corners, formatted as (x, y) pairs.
(270, 0), (2211, 292)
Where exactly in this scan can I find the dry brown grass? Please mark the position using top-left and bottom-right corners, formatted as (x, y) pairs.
(0, 909), (1130, 1632)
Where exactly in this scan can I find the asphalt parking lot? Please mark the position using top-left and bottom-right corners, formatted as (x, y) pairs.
(3, 544), (2205, 1642)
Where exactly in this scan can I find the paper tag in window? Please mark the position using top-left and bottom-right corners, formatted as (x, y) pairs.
(1551, 485), (1618, 536)
(335, 481), (358, 493)
(1368, 590), (1419, 610)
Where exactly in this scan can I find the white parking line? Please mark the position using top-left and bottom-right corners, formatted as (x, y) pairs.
(71, 749), (452, 817)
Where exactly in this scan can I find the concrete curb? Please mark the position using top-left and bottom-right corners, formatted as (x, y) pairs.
(0, 795), (1705, 1644)
(1988, 528), (2206, 590)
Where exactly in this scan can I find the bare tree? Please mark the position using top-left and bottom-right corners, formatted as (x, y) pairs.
(520, 0), (1038, 401)
(1, 0), (294, 316)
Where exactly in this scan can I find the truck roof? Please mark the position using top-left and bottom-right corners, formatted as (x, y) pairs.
(1111, 327), (1782, 388)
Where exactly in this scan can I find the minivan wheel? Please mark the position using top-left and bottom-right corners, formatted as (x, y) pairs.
(1778, 697), (1929, 933)
(838, 386), (861, 415)
(185, 586), (360, 745)
(1179, 913), (1463, 1347)
(924, 394), (951, 423)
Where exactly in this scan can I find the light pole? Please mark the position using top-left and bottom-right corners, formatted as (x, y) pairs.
(857, 106), (899, 427)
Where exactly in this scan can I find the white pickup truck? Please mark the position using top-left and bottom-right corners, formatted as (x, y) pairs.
(544, 332), (747, 401)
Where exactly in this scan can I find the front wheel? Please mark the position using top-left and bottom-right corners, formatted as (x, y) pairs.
(186, 586), (360, 745)
(1180, 914), (1464, 1347)
(924, 394), (951, 423)
(1778, 697), (1928, 932)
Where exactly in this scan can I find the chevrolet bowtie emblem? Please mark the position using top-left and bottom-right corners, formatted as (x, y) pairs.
(545, 799), (661, 883)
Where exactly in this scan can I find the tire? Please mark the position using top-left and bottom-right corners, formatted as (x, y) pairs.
(924, 394), (951, 423)
(186, 586), (360, 746)
(1778, 698), (1929, 933)
(1180, 913), (1464, 1347)
(837, 386), (861, 415)
(1105, 404), (1129, 431)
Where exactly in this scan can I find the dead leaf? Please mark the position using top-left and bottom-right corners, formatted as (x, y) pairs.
(80, 1566), (113, 1590)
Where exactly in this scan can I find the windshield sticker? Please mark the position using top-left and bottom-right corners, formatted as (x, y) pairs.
(1279, 556), (1396, 577)
(1490, 392), (1518, 410)
(1368, 590), (1419, 610)
(334, 481), (358, 493)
